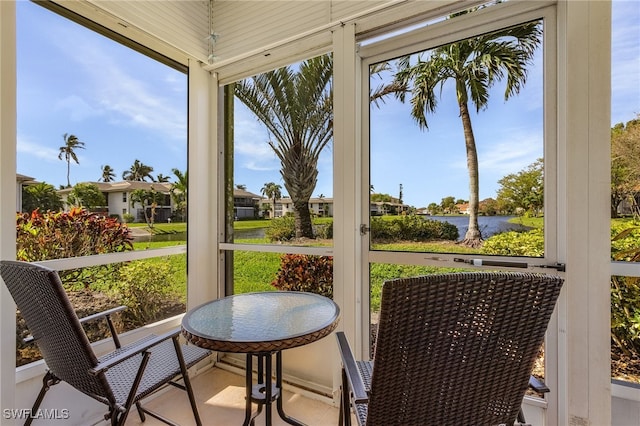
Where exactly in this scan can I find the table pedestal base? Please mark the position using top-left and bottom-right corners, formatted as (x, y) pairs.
(244, 352), (304, 426)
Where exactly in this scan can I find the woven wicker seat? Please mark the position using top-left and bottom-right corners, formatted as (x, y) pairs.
(1, 260), (211, 426)
(336, 272), (564, 426)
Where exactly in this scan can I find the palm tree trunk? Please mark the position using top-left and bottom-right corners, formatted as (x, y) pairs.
(293, 201), (314, 239)
(459, 100), (483, 248)
(66, 159), (71, 188)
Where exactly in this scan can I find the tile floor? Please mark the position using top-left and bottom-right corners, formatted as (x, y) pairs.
(125, 366), (341, 426)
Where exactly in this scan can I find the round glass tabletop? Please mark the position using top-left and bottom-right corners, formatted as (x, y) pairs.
(181, 291), (340, 353)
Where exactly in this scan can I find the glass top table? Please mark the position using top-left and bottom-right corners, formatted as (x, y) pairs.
(182, 291), (340, 425)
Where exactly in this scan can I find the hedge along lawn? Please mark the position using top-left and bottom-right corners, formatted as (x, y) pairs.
(129, 223), (491, 308)
(131, 237), (482, 308)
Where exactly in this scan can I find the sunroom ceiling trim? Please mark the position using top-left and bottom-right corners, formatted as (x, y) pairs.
(207, 0), (481, 84)
(46, 0), (210, 68)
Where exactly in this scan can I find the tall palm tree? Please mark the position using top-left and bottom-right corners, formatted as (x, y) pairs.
(384, 21), (541, 247)
(122, 159), (154, 182)
(100, 165), (116, 182)
(58, 133), (85, 188)
(261, 182), (282, 219)
(236, 54), (333, 238)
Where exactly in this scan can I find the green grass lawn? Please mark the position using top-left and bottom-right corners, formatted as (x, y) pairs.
(507, 216), (543, 229)
(128, 222), (187, 233)
(128, 215), (546, 308)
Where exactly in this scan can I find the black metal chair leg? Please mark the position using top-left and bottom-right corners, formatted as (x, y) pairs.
(244, 354), (253, 426)
(25, 371), (59, 426)
(517, 407), (530, 425)
(135, 401), (146, 422)
(340, 368), (351, 426)
(173, 338), (203, 426)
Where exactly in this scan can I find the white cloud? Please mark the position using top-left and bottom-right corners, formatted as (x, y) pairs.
(54, 95), (104, 121)
(49, 29), (187, 142)
(17, 136), (60, 162)
(479, 131), (542, 173)
(234, 110), (280, 171)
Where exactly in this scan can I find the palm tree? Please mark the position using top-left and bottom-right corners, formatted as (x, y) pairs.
(130, 187), (164, 227)
(122, 159), (154, 182)
(58, 133), (85, 188)
(236, 54), (333, 238)
(171, 168), (188, 221)
(155, 174), (171, 183)
(383, 20), (541, 247)
(100, 165), (116, 182)
(22, 182), (63, 213)
(261, 182), (282, 219)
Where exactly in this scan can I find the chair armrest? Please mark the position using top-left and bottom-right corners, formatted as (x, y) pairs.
(79, 305), (127, 349)
(21, 305), (128, 346)
(336, 331), (369, 403)
(89, 328), (181, 375)
(79, 305), (127, 325)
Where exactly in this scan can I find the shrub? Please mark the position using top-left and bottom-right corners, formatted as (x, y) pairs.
(122, 213), (135, 223)
(110, 260), (179, 327)
(17, 208), (133, 261)
(266, 216), (334, 241)
(12, 208), (135, 366)
(611, 223), (640, 357)
(266, 216), (296, 241)
(480, 228), (544, 257)
(481, 223), (640, 360)
(16, 208), (134, 288)
(370, 215), (459, 242)
(315, 220), (333, 239)
(611, 276), (640, 357)
(271, 254), (333, 298)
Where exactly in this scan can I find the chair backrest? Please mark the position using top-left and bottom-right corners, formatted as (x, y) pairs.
(367, 272), (564, 426)
(1, 261), (114, 402)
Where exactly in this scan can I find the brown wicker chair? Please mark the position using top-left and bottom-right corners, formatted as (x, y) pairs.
(0, 260), (211, 426)
(336, 272), (564, 426)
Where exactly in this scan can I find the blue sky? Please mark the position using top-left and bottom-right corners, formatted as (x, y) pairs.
(17, 1), (639, 208)
(17, 2), (188, 186)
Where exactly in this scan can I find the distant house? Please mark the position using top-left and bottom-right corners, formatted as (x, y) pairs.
(260, 196), (334, 218)
(58, 181), (173, 223)
(16, 173), (36, 212)
(234, 189), (262, 219)
(259, 196), (416, 218)
(455, 203), (471, 214)
(370, 195), (409, 216)
(53, 182), (263, 222)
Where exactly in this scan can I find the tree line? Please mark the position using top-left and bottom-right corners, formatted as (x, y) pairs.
(25, 135), (189, 223)
(425, 158), (544, 217)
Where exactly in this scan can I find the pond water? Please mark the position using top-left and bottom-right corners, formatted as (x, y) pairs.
(426, 215), (533, 240)
(135, 216), (532, 242)
(234, 228), (267, 240)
